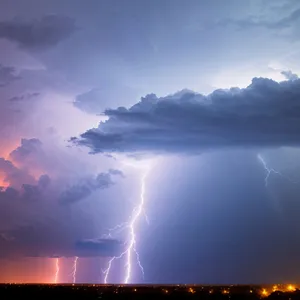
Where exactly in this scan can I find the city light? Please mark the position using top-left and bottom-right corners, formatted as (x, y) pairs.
(261, 288), (268, 297)
(287, 284), (296, 292)
(272, 285), (278, 292)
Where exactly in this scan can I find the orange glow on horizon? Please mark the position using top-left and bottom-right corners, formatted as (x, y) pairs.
(0, 257), (58, 284)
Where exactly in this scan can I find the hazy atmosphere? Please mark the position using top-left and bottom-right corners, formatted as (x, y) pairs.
(0, 0), (300, 284)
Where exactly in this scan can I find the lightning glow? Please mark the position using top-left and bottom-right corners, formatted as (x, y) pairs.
(257, 153), (297, 186)
(54, 258), (59, 284)
(102, 161), (152, 284)
(72, 257), (78, 284)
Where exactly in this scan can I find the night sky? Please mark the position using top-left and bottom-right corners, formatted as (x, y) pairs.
(1, 0), (300, 284)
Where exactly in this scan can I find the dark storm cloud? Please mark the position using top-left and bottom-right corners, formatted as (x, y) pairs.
(0, 170), (121, 257)
(74, 77), (300, 155)
(0, 15), (77, 51)
(0, 137), (124, 258)
(0, 64), (20, 87)
(281, 70), (299, 81)
(59, 169), (123, 204)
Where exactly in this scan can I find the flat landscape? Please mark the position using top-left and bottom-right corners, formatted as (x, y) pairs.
(1, 284), (300, 299)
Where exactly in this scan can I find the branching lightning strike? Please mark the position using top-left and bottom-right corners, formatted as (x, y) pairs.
(257, 154), (297, 186)
(102, 166), (150, 284)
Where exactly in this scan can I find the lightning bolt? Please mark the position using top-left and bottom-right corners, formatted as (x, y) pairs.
(72, 257), (78, 284)
(102, 164), (150, 284)
(257, 153), (297, 186)
(54, 258), (60, 284)
(124, 169), (148, 283)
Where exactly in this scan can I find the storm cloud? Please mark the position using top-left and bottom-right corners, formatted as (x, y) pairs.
(1, 0), (300, 284)
(0, 15), (77, 51)
(0, 138), (124, 258)
(75, 77), (300, 155)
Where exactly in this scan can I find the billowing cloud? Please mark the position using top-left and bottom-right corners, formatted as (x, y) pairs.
(0, 15), (77, 51)
(1, 148), (122, 205)
(74, 77), (300, 155)
(0, 138), (124, 258)
(0, 64), (20, 87)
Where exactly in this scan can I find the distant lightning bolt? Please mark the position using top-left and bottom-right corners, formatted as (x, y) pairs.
(102, 164), (151, 284)
(54, 258), (60, 284)
(257, 154), (282, 187)
(72, 257), (78, 284)
(257, 153), (297, 186)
